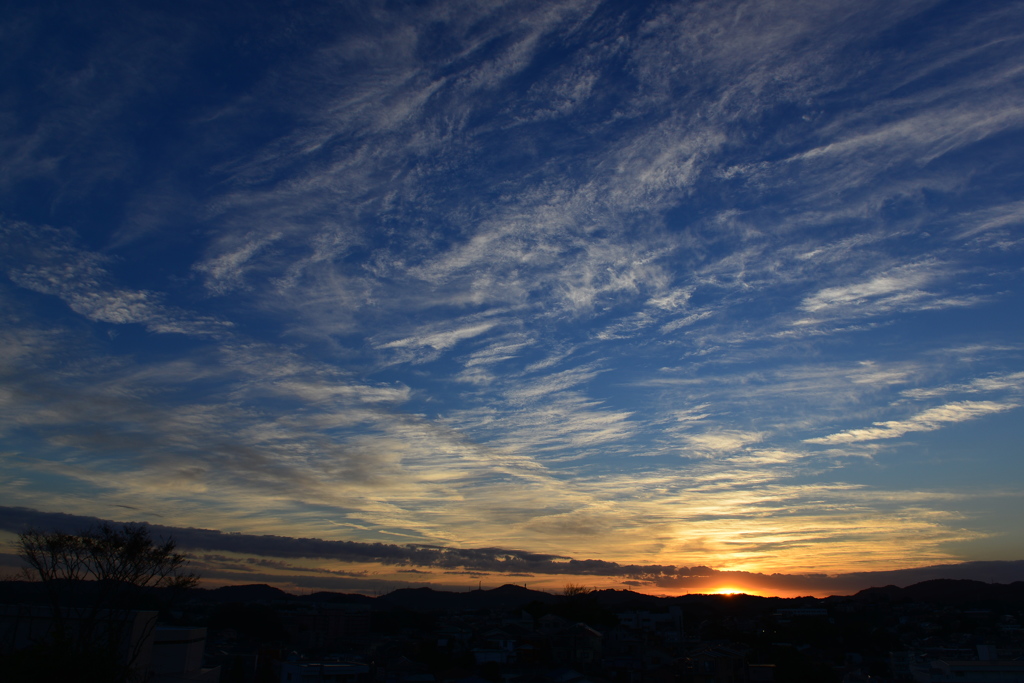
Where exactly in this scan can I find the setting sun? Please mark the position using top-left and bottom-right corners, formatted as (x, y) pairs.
(708, 587), (757, 596)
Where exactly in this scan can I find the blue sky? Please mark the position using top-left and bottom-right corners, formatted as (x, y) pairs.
(2, 0), (1023, 596)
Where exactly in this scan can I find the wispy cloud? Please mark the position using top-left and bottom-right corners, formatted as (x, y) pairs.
(799, 263), (936, 314)
(954, 200), (1024, 248)
(194, 231), (283, 295)
(901, 370), (1024, 400)
(3, 221), (232, 336)
(682, 430), (765, 456)
(806, 400), (1019, 444)
(792, 101), (1024, 169)
(379, 321), (499, 353)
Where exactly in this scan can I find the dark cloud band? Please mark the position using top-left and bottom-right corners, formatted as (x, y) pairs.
(3, 506), (1021, 595)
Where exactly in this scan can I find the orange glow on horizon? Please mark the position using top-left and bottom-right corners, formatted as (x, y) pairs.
(706, 586), (760, 596)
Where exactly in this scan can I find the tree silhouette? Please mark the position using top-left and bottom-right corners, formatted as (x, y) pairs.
(19, 523), (197, 591)
(562, 582), (595, 597)
(5, 523), (198, 682)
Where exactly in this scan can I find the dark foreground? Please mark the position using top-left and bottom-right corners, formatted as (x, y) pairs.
(2, 579), (1024, 682)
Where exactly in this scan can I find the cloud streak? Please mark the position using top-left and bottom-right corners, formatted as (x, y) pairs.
(806, 400), (1019, 445)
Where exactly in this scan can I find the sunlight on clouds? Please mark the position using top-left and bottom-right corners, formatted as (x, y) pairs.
(537, 469), (988, 574)
(3, 0), (1024, 592)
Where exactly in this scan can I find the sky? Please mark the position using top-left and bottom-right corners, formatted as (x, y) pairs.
(1, 0), (1023, 598)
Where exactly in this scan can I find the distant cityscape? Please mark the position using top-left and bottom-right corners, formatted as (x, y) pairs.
(3, 578), (1024, 682)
